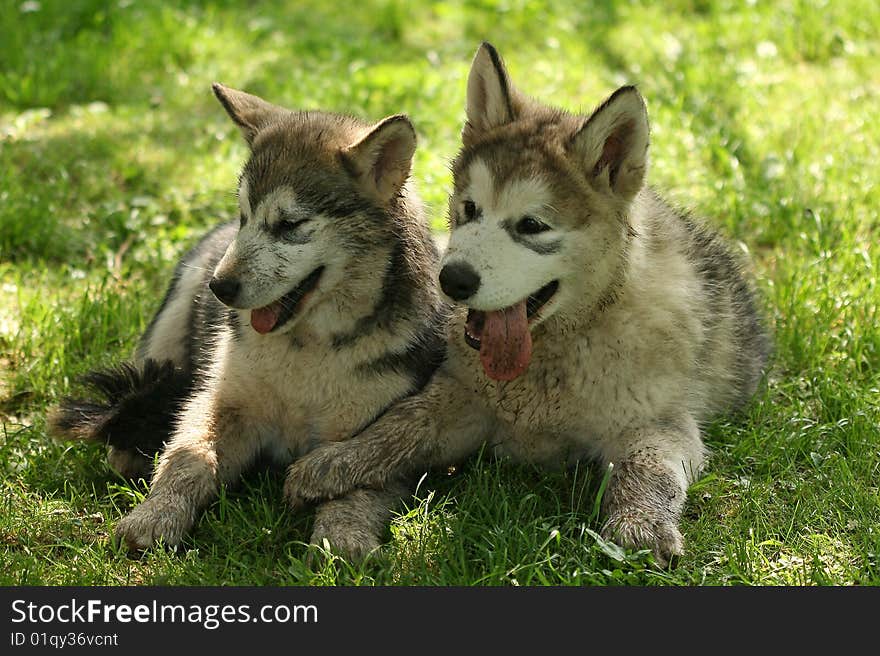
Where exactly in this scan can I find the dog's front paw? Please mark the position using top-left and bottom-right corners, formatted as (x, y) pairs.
(601, 511), (684, 568)
(308, 518), (382, 565)
(284, 443), (355, 511)
(115, 495), (193, 551)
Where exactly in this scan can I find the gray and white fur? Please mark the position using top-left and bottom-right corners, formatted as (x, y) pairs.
(49, 84), (447, 561)
(284, 43), (770, 566)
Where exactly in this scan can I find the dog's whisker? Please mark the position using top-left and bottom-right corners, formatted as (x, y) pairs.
(180, 263), (213, 273)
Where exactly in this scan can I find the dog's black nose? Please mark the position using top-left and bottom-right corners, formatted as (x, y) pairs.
(439, 262), (481, 301)
(209, 277), (240, 305)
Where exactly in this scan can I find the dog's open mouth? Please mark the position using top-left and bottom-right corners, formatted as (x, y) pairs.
(463, 280), (559, 381)
(250, 266), (324, 334)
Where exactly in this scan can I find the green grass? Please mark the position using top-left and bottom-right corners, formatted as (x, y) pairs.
(1, 0), (878, 585)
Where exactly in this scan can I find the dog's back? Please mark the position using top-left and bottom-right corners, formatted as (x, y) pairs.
(632, 190), (770, 421)
(136, 221), (238, 375)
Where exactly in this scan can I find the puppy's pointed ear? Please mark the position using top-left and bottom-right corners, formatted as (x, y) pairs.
(464, 42), (516, 138)
(212, 83), (283, 146)
(570, 86), (649, 201)
(342, 115), (416, 203)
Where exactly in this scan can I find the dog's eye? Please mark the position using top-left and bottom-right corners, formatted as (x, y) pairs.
(278, 218), (310, 233)
(516, 216), (550, 235)
(462, 200), (477, 222)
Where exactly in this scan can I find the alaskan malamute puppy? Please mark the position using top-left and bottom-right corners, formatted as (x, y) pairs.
(50, 84), (446, 561)
(284, 43), (769, 566)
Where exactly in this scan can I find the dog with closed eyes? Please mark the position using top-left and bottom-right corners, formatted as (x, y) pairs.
(50, 83), (447, 561)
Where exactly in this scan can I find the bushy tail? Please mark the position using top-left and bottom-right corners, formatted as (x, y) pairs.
(48, 359), (192, 460)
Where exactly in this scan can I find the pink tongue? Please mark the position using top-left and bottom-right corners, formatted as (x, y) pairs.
(479, 301), (532, 381)
(250, 303), (280, 334)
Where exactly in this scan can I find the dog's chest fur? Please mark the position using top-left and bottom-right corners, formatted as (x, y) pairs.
(451, 323), (692, 465)
(217, 328), (411, 461)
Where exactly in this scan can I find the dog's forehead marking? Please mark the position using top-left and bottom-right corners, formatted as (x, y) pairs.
(497, 176), (552, 218)
(246, 186), (304, 224)
(466, 158), (552, 219)
(239, 177), (252, 217)
(466, 159), (494, 209)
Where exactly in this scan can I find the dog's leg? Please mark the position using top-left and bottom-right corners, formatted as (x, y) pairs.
(308, 479), (410, 563)
(115, 388), (259, 550)
(598, 414), (705, 567)
(108, 445), (153, 481)
(285, 370), (492, 509)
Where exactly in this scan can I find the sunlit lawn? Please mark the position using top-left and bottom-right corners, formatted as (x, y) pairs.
(1, 0), (878, 585)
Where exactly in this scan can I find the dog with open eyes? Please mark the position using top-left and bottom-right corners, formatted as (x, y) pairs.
(284, 42), (769, 566)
